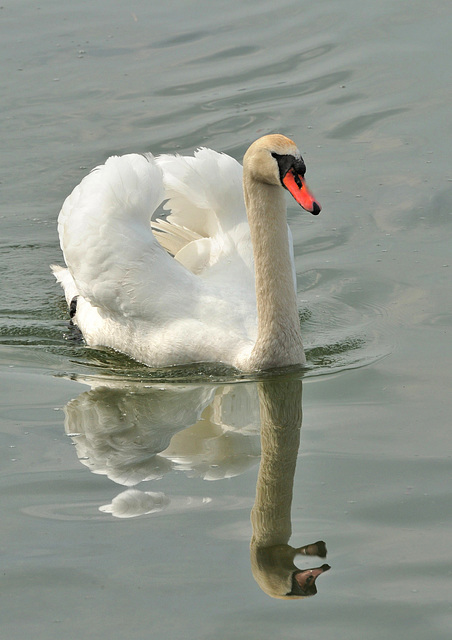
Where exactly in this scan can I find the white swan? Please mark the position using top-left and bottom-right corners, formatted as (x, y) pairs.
(52, 134), (321, 371)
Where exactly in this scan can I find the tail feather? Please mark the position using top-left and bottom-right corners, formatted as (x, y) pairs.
(51, 264), (79, 307)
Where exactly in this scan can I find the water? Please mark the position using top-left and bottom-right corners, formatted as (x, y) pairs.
(1, 0), (451, 637)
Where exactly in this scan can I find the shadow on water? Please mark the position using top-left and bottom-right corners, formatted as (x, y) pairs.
(59, 374), (329, 599)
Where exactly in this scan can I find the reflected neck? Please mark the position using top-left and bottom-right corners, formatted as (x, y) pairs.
(251, 380), (302, 547)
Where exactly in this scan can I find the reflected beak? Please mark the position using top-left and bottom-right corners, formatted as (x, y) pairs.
(292, 563), (330, 596)
(282, 170), (321, 215)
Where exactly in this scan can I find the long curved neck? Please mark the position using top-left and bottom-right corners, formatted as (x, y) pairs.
(244, 176), (305, 369)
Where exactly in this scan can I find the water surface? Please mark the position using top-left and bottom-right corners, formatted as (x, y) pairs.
(1, 0), (451, 638)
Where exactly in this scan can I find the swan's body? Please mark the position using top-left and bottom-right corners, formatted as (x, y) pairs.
(52, 134), (320, 371)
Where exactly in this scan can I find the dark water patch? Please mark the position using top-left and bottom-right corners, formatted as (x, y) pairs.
(295, 228), (352, 257)
(306, 336), (366, 368)
(56, 351), (309, 386)
(204, 114), (260, 136)
(191, 43), (335, 67)
(157, 71), (351, 114)
(427, 312), (452, 328)
(190, 45), (260, 64)
(408, 185), (452, 229)
(298, 268), (338, 293)
(328, 91), (366, 106)
(153, 30), (211, 49)
(0, 327), (63, 347)
(327, 108), (409, 139)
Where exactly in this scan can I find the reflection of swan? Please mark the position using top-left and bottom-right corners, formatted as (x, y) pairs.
(99, 489), (170, 519)
(64, 383), (214, 486)
(63, 376), (329, 595)
(161, 384), (261, 480)
(52, 135), (320, 371)
(251, 379), (329, 599)
(64, 382), (260, 488)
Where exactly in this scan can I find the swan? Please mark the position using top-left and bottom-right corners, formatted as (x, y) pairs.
(52, 134), (321, 371)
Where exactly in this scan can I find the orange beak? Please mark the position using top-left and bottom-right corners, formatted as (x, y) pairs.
(282, 170), (321, 215)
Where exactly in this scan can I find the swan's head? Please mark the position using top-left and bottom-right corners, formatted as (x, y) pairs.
(250, 541), (330, 600)
(243, 134), (321, 215)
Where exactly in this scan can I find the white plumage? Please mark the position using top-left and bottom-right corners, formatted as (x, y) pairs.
(52, 135), (321, 371)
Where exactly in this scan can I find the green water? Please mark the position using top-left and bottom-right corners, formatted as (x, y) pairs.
(1, 0), (451, 638)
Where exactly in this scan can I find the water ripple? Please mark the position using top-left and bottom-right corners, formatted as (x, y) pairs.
(327, 107), (409, 139)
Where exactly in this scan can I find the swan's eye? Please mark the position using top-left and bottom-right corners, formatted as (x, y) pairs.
(271, 152), (296, 183)
(271, 152), (306, 186)
(293, 171), (303, 189)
